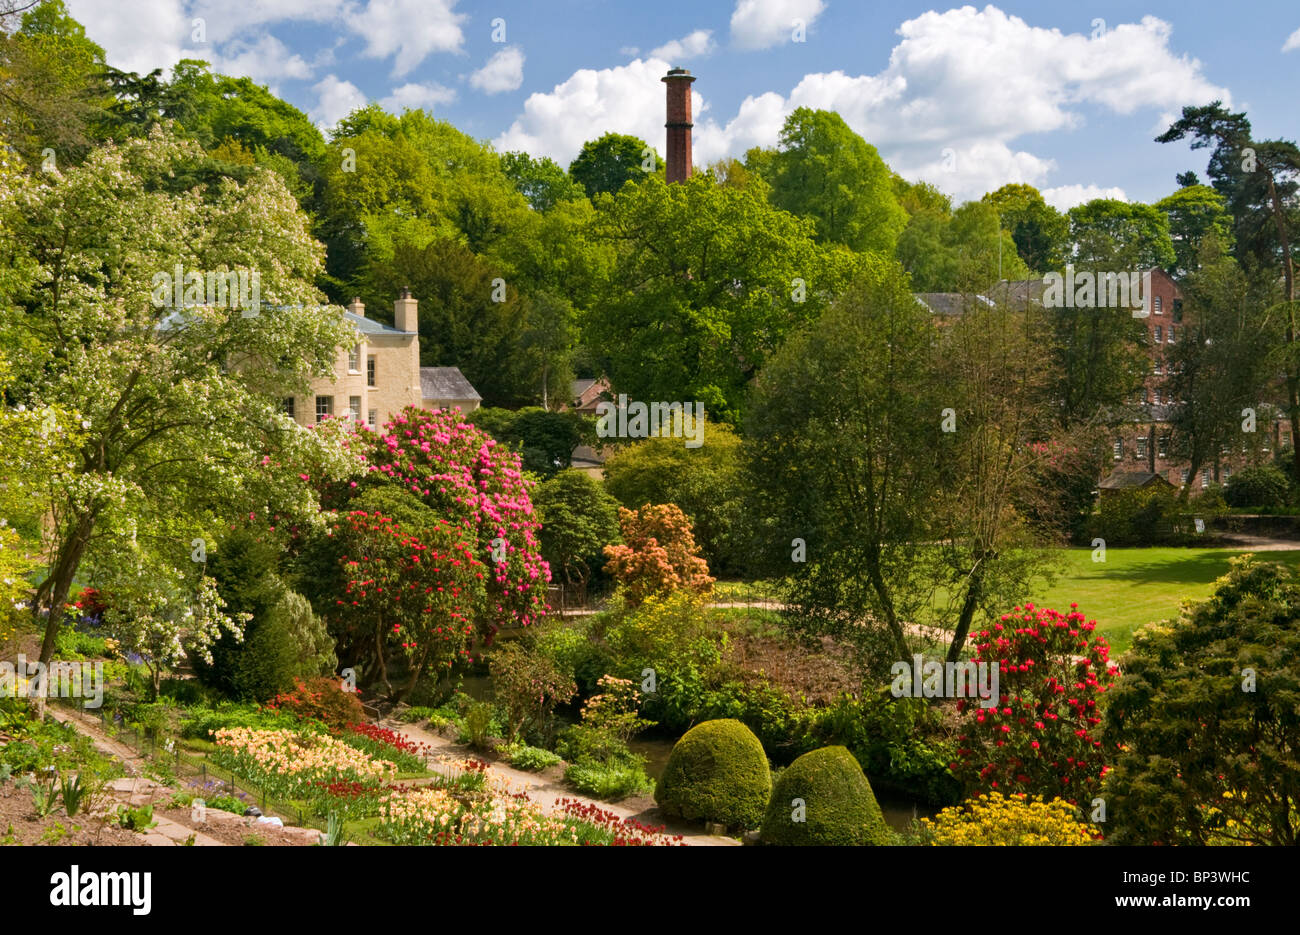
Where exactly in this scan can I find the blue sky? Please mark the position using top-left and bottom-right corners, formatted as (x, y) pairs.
(64, 0), (1300, 208)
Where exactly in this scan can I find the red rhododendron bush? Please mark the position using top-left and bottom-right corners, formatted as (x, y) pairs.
(602, 503), (714, 606)
(954, 603), (1120, 805)
(327, 509), (486, 695)
(355, 407), (550, 630)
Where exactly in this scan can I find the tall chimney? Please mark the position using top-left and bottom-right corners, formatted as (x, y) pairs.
(394, 286), (417, 333)
(347, 296), (365, 318)
(662, 68), (695, 183)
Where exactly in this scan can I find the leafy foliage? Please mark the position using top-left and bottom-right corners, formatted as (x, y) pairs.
(1102, 556), (1300, 845)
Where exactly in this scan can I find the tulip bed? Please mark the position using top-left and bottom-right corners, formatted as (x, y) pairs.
(209, 727), (681, 844)
(376, 789), (684, 846)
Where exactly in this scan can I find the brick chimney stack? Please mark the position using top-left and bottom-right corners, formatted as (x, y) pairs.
(347, 296), (365, 318)
(662, 67), (695, 183)
(394, 286), (418, 333)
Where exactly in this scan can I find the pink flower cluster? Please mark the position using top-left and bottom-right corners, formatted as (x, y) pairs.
(356, 407), (550, 632)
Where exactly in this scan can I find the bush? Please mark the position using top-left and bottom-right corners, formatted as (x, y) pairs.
(564, 760), (653, 800)
(488, 642), (576, 743)
(180, 703), (302, 740)
(1102, 556), (1300, 845)
(596, 592), (721, 730)
(1087, 486), (1183, 546)
(264, 677), (365, 731)
(655, 719), (771, 829)
(954, 603), (1119, 804)
(810, 694), (961, 806)
(601, 421), (749, 575)
(1224, 464), (1289, 509)
(602, 503), (714, 606)
(920, 792), (1099, 845)
(504, 744), (563, 772)
(760, 746), (890, 846)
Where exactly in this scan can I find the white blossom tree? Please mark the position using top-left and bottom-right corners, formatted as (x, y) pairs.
(0, 125), (360, 671)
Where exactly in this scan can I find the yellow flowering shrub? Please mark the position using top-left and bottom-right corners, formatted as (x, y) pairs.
(921, 792), (1100, 846)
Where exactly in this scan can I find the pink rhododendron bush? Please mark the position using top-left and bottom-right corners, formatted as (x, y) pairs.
(356, 407), (550, 630)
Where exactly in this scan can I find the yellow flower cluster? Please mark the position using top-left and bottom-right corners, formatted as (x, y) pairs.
(213, 727), (397, 782)
(921, 792), (1100, 846)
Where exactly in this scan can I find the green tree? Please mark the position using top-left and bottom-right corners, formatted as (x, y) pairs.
(586, 173), (836, 425)
(569, 132), (660, 198)
(898, 200), (1028, 292)
(0, 0), (110, 167)
(0, 128), (358, 672)
(1163, 235), (1281, 501)
(360, 237), (563, 407)
(468, 406), (590, 476)
(982, 183), (1068, 272)
(765, 107), (907, 255)
(601, 419), (748, 574)
(501, 150), (584, 211)
(1066, 198), (1177, 270)
(1157, 102), (1300, 484)
(1155, 183), (1234, 277)
(1103, 556), (1300, 845)
(745, 257), (942, 669)
(533, 470), (621, 594)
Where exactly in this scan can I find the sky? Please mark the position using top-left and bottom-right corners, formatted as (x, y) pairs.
(62, 0), (1300, 209)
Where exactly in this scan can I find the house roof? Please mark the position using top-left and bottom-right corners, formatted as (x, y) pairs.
(420, 366), (481, 401)
(572, 378), (598, 397)
(345, 310), (413, 336)
(1098, 470), (1175, 490)
(913, 293), (969, 316)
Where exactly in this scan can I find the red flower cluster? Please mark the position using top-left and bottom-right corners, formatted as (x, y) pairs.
(556, 798), (685, 846)
(953, 602), (1120, 805)
(347, 722), (432, 758)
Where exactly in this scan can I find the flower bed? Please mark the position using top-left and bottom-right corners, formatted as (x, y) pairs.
(342, 722), (433, 773)
(210, 727), (397, 802)
(376, 787), (684, 846)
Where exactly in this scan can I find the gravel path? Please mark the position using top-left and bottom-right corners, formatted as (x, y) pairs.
(379, 716), (741, 846)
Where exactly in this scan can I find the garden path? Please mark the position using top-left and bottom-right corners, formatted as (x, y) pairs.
(378, 716), (741, 846)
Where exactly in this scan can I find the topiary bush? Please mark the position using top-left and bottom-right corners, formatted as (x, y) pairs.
(654, 718), (770, 829)
(760, 745), (890, 846)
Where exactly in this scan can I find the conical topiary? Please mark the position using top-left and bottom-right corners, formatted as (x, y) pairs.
(655, 718), (771, 829)
(761, 745), (891, 845)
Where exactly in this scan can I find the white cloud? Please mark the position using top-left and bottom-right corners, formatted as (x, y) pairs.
(497, 57), (692, 167)
(619, 46), (640, 57)
(381, 82), (457, 112)
(189, 0), (348, 43)
(1284, 28), (1300, 52)
(65, 0), (194, 74)
(470, 46), (525, 94)
(499, 6), (1229, 200)
(730, 0), (825, 51)
(1041, 184), (1128, 212)
(345, 0), (466, 77)
(650, 29), (715, 62)
(311, 74), (368, 130)
(206, 35), (313, 82)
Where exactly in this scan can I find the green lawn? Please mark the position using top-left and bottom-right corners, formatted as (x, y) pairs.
(1027, 547), (1300, 654)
